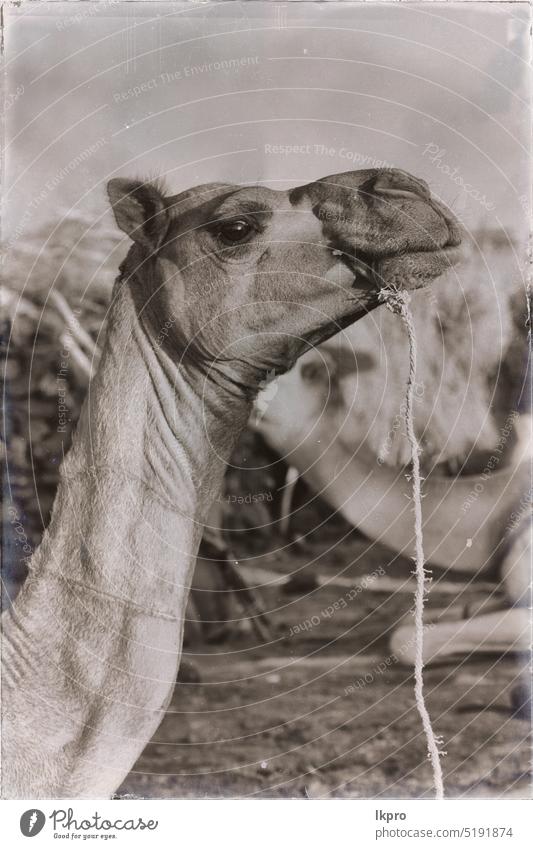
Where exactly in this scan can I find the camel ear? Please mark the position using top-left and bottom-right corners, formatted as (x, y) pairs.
(107, 178), (169, 249)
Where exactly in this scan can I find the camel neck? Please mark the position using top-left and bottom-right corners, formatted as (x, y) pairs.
(30, 280), (252, 613)
(1, 280), (255, 798)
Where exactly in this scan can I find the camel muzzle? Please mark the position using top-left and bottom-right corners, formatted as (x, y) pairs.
(291, 167), (462, 246)
(291, 167), (463, 291)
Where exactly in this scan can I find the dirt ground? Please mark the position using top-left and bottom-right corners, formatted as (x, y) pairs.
(117, 525), (531, 800)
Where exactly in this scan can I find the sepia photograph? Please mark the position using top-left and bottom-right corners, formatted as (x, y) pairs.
(1, 0), (531, 837)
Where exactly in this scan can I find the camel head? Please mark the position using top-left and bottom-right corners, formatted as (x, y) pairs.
(107, 168), (462, 392)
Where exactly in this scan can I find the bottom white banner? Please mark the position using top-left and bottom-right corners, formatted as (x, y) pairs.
(0, 799), (531, 848)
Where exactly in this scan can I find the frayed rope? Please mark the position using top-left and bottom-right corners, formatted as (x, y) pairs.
(378, 285), (445, 800)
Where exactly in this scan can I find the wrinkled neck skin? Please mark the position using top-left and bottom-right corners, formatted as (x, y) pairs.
(41, 274), (253, 601)
(1, 278), (254, 800)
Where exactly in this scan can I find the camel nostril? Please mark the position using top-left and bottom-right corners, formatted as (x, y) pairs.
(360, 169), (431, 203)
(288, 184), (308, 205)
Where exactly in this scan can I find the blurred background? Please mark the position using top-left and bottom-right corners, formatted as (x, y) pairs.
(2, 0), (531, 799)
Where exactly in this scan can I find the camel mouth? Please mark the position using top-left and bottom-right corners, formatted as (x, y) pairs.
(341, 239), (463, 290)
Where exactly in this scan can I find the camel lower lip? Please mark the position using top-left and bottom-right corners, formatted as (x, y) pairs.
(415, 243), (464, 270)
(349, 242), (463, 290)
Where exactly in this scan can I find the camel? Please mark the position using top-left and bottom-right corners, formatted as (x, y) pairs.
(254, 345), (531, 666)
(1, 168), (462, 799)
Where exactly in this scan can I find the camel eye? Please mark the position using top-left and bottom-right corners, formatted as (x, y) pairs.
(217, 219), (255, 246)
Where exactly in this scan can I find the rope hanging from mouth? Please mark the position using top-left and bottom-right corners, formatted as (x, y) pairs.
(378, 284), (446, 800)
